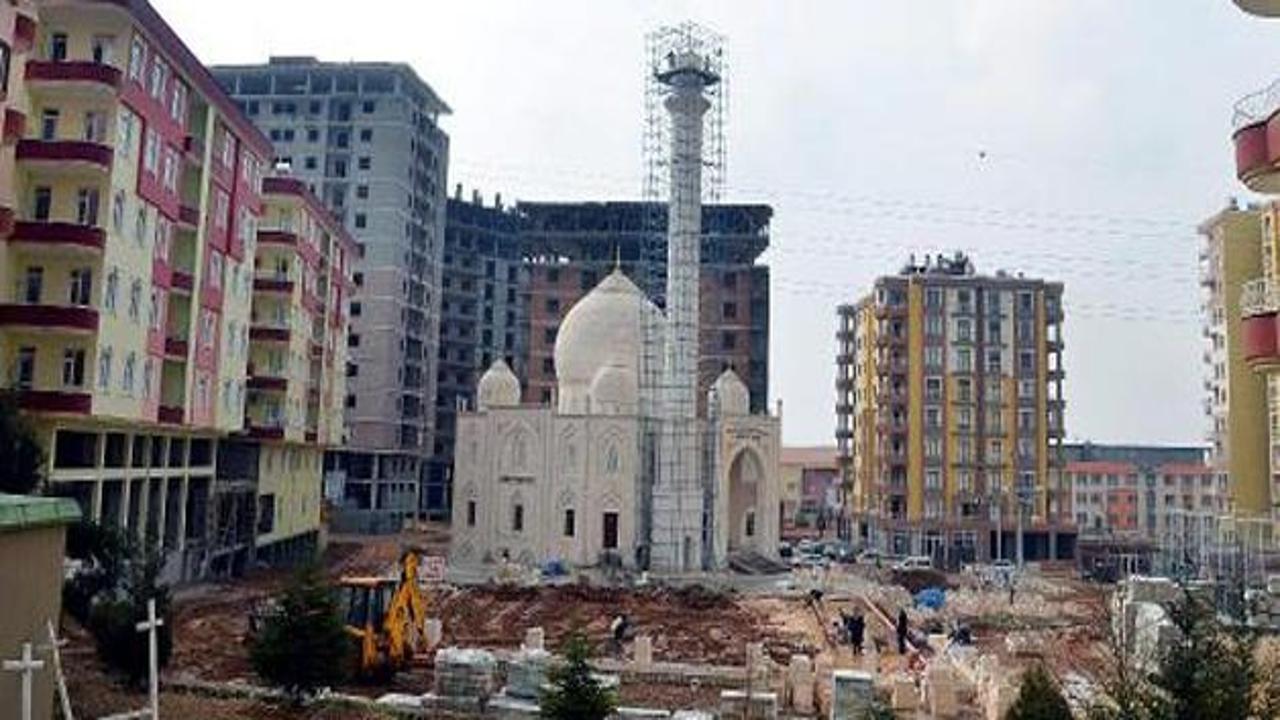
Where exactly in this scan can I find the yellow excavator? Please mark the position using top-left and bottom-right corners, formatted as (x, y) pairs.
(337, 550), (430, 680)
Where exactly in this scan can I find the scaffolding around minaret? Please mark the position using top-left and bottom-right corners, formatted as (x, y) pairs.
(641, 22), (728, 572)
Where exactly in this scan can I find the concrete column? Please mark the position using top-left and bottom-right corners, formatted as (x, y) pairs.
(523, 627), (544, 652)
(91, 479), (103, 523)
(156, 474), (169, 551)
(120, 477), (133, 533)
(176, 475), (189, 553)
(787, 655), (813, 714)
(633, 634), (653, 668)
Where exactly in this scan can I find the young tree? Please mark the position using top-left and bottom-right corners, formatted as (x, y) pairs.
(250, 562), (351, 702)
(540, 632), (616, 720)
(1006, 665), (1073, 720)
(0, 392), (44, 494)
(1149, 591), (1255, 720)
(86, 548), (173, 687)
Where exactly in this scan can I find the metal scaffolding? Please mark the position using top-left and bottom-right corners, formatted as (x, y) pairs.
(641, 22), (727, 571)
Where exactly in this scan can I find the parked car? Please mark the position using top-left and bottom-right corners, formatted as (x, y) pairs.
(856, 548), (883, 565)
(893, 555), (934, 571)
(825, 541), (857, 563)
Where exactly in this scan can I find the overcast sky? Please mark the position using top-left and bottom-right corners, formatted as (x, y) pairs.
(156, 0), (1280, 448)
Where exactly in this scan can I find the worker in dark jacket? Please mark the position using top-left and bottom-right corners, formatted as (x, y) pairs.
(896, 608), (909, 654)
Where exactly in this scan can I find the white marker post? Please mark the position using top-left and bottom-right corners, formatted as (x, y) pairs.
(3, 641), (45, 720)
(135, 599), (163, 720)
(41, 619), (74, 720)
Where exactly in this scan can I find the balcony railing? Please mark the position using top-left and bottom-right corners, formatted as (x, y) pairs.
(16, 139), (112, 171)
(1241, 277), (1280, 317)
(25, 61), (122, 90)
(0, 303), (98, 332)
(7, 220), (106, 252)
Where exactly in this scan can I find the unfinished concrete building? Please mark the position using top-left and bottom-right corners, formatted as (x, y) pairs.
(213, 58), (450, 532)
(426, 188), (527, 517)
(518, 201), (771, 415)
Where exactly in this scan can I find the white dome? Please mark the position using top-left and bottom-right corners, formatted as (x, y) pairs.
(554, 269), (655, 414)
(590, 363), (638, 415)
(477, 359), (521, 409)
(712, 367), (750, 416)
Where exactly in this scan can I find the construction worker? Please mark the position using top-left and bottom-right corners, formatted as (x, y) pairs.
(610, 613), (631, 655)
(850, 613), (865, 655)
(896, 608), (909, 654)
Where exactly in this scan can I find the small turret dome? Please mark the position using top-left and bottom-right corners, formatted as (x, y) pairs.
(477, 359), (521, 409)
(711, 368), (750, 416)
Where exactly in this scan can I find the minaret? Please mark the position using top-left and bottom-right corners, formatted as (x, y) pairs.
(651, 47), (719, 571)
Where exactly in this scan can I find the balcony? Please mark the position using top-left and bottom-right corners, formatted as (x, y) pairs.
(13, 389), (91, 414)
(6, 220), (105, 253)
(163, 337), (188, 359)
(1243, 312), (1280, 367)
(247, 374), (288, 391)
(258, 230), (299, 247)
(1241, 277), (1280, 318)
(253, 277), (295, 294)
(177, 204), (199, 228)
(3, 109), (25, 145)
(171, 270), (194, 293)
(25, 61), (122, 94)
(0, 303), (98, 333)
(182, 134), (204, 164)
(16, 140), (112, 174)
(1234, 0), (1280, 16)
(158, 405), (185, 424)
(250, 325), (290, 343)
(245, 424), (285, 440)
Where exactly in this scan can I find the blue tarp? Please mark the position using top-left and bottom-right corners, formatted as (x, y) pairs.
(914, 587), (946, 610)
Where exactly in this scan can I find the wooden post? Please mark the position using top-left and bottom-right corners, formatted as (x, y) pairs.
(41, 619), (74, 720)
(3, 641), (45, 720)
(134, 598), (164, 719)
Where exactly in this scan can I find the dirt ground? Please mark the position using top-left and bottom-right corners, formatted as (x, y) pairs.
(63, 527), (1111, 718)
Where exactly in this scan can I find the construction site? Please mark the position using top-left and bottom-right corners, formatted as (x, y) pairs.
(52, 525), (1123, 719)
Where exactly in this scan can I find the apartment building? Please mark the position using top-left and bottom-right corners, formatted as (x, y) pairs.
(779, 446), (844, 537)
(0, 0), (276, 580)
(1064, 444), (1225, 543)
(212, 57), (450, 532)
(426, 187), (526, 516)
(209, 176), (354, 573)
(519, 201), (771, 413)
(1196, 204), (1272, 544)
(836, 253), (1070, 563)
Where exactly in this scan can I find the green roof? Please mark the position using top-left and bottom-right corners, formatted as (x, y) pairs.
(0, 494), (81, 532)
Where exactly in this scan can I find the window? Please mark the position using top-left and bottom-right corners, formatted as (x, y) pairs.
(33, 187), (51, 220)
(357, 156), (371, 171)
(103, 269), (118, 313)
(925, 469), (941, 490)
(40, 109), (58, 140)
(925, 376), (942, 401)
(14, 347), (34, 389)
(143, 128), (159, 173)
(68, 268), (92, 305)
(147, 290), (159, 328)
(925, 288), (943, 308)
(128, 279), (141, 321)
(128, 38), (145, 81)
(512, 503), (524, 532)
(925, 406), (941, 428)
(306, 127), (319, 142)
(354, 213), (366, 229)
(304, 156), (317, 170)
(97, 347), (113, 389)
(83, 111), (105, 142)
(925, 345), (943, 368)
(134, 206), (147, 246)
(89, 34), (114, 65)
(356, 184), (369, 199)
(122, 352), (136, 394)
(163, 148), (177, 191)
(957, 377), (972, 402)
(111, 191), (125, 231)
(23, 267), (42, 303)
(563, 509), (576, 537)
(723, 302), (737, 320)
(603, 512), (619, 549)
(955, 318), (972, 342)
(1019, 350), (1034, 375)
(116, 110), (134, 157)
(466, 501), (476, 527)
(49, 33), (67, 62)
(62, 349), (85, 387)
(925, 437), (941, 459)
(362, 101), (375, 114)
(986, 349), (1002, 373)
(0, 42), (8, 97)
(149, 59), (167, 100)
(170, 82), (186, 122)
(926, 314), (943, 337)
(721, 331), (736, 350)
(76, 187), (99, 225)
(544, 327), (557, 344)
